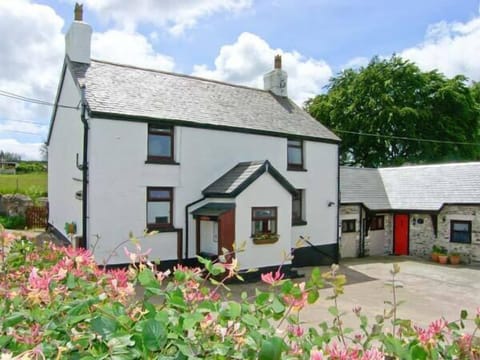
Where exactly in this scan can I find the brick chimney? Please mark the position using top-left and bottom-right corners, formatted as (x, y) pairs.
(263, 54), (288, 97)
(65, 3), (92, 64)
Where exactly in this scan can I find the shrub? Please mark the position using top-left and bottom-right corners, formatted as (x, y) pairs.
(0, 230), (479, 359)
(15, 162), (46, 174)
(0, 215), (26, 229)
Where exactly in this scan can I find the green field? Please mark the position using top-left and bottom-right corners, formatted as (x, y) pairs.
(0, 172), (48, 196)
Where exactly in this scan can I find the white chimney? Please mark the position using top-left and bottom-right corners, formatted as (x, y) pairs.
(65, 3), (92, 64)
(263, 54), (288, 97)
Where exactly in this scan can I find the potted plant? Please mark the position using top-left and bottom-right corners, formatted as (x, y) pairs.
(431, 245), (441, 262)
(437, 246), (448, 264)
(252, 233), (280, 245)
(449, 251), (461, 265)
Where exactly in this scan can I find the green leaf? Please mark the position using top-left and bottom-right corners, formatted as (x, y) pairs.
(409, 344), (428, 360)
(91, 316), (119, 339)
(307, 290), (319, 304)
(271, 297), (285, 314)
(66, 272), (76, 289)
(460, 309), (468, 319)
(328, 306), (339, 317)
(138, 269), (159, 288)
(2, 313), (25, 327)
(258, 337), (285, 360)
(142, 318), (167, 351)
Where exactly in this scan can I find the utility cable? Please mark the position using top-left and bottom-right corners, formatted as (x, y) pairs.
(0, 89), (79, 110)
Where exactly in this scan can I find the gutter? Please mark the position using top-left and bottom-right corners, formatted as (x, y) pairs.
(80, 86), (89, 248)
(184, 196), (206, 259)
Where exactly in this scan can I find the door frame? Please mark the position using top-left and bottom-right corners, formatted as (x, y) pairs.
(393, 213), (410, 255)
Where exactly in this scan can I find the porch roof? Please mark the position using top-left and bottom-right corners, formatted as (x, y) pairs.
(191, 203), (235, 217)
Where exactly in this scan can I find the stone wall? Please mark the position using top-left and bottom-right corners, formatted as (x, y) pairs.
(0, 194), (33, 216)
(409, 206), (480, 264)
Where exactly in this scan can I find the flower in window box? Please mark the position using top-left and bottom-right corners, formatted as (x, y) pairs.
(252, 233), (280, 244)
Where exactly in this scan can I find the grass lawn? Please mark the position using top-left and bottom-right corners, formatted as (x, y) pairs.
(0, 172), (48, 196)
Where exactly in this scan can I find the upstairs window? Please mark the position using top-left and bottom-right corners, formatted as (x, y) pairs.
(147, 187), (173, 229)
(252, 207), (277, 235)
(287, 139), (303, 170)
(148, 125), (173, 162)
(450, 220), (471, 244)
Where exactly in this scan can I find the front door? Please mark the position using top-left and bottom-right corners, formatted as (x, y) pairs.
(218, 209), (235, 257)
(394, 214), (409, 255)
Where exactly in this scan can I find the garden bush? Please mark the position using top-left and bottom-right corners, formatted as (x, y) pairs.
(15, 162), (46, 174)
(0, 228), (479, 359)
(0, 215), (26, 230)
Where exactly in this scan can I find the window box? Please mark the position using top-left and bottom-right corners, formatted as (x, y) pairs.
(252, 233), (280, 245)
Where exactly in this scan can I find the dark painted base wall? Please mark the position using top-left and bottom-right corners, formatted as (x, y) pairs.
(292, 244), (338, 267)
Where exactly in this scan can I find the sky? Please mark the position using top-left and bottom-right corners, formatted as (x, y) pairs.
(1, 0), (480, 160)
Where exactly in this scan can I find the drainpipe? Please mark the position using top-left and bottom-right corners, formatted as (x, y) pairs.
(80, 86), (89, 248)
(184, 196), (206, 259)
(335, 149), (340, 264)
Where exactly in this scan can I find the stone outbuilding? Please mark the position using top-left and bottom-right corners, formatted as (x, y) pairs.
(340, 162), (480, 264)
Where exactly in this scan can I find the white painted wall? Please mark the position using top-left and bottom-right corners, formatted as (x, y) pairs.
(200, 221), (218, 255)
(48, 66), (83, 241)
(79, 116), (338, 264)
(235, 173), (292, 270)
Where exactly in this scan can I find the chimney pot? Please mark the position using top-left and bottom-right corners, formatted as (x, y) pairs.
(74, 3), (83, 21)
(274, 54), (282, 69)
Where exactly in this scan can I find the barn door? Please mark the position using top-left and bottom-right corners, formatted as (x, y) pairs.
(394, 214), (409, 255)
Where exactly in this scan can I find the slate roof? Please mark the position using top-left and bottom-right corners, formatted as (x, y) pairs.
(203, 160), (296, 198)
(341, 162), (480, 211)
(69, 59), (339, 142)
(191, 203), (235, 217)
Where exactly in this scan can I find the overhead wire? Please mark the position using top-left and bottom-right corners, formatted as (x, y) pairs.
(0, 89), (79, 110)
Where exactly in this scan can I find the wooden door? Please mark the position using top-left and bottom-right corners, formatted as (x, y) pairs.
(394, 214), (409, 255)
(218, 209), (235, 256)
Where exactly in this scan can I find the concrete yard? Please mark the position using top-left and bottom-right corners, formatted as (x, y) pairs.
(231, 256), (480, 332)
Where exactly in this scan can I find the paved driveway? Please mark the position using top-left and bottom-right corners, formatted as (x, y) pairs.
(229, 256), (479, 332)
(296, 256), (480, 331)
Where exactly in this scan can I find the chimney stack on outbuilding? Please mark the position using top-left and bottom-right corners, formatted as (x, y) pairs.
(65, 3), (92, 64)
(263, 54), (288, 97)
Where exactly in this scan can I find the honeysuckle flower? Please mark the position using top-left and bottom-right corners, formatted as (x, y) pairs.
(310, 349), (324, 360)
(287, 324), (304, 337)
(361, 348), (384, 360)
(352, 305), (362, 315)
(283, 282), (308, 311)
(261, 269), (284, 285)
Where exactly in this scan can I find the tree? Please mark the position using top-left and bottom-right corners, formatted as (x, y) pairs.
(39, 142), (48, 162)
(306, 56), (480, 167)
(0, 150), (21, 162)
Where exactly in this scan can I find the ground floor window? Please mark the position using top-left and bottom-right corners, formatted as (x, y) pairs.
(147, 187), (173, 229)
(342, 219), (356, 233)
(252, 207), (277, 235)
(450, 220), (471, 244)
(370, 215), (384, 230)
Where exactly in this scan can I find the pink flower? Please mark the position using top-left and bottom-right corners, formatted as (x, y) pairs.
(287, 325), (304, 337)
(361, 348), (384, 360)
(428, 318), (447, 335)
(283, 282), (308, 310)
(310, 350), (323, 360)
(261, 269), (285, 285)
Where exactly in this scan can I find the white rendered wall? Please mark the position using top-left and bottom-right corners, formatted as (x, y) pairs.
(235, 173), (292, 270)
(199, 221), (218, 254)
(48, 67), (83, 240)
(86, 120), (338, 264)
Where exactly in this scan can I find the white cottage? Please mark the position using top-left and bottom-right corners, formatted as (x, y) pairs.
(47, 8), (340, 270)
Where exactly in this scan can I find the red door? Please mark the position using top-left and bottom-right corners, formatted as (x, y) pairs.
(394, 214), (409, 255)
(218, 209), (235, 256)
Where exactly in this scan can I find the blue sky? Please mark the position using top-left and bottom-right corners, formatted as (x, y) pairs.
(1, 0), (480, 159)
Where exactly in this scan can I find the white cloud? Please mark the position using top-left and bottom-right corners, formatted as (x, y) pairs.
(192, 32), (333, 104)
(0, 0), (64, 122)
(342, 56), (370, 70)
(401, 17), (480, 80)
(81, 0), (252, 35)
(92, 30), (175, 71)
(0, 139), (42, 160)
